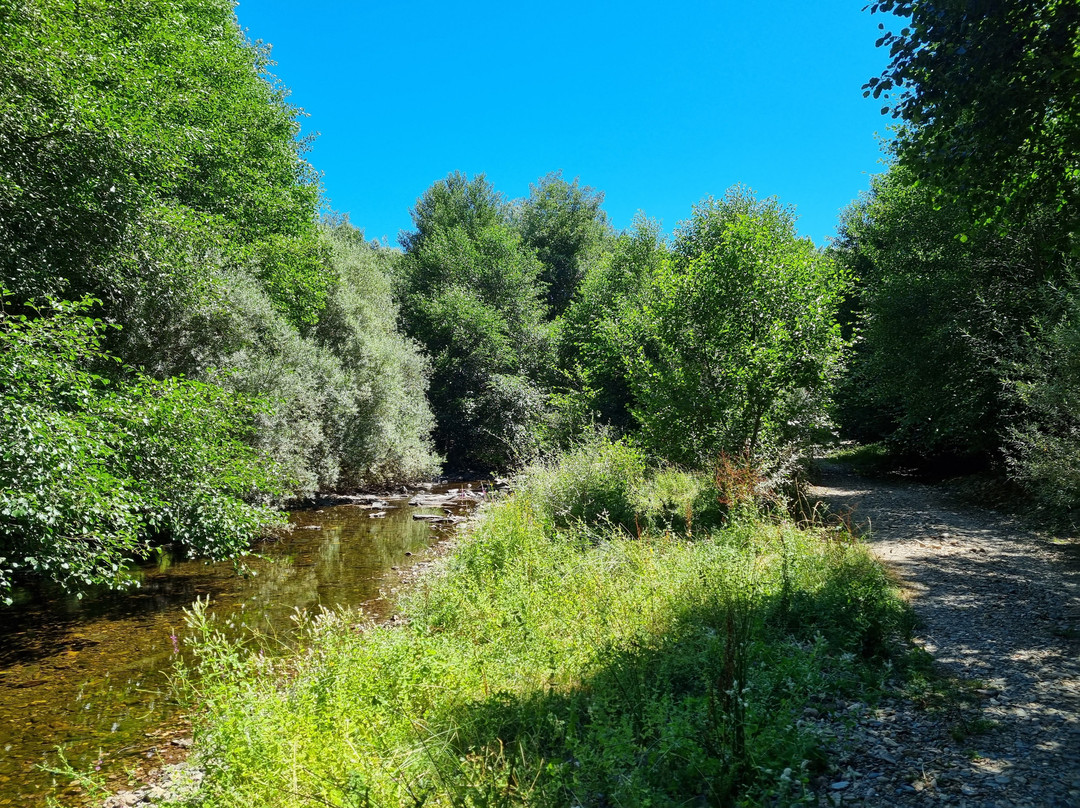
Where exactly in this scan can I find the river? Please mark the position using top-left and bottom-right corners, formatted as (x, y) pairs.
(0, 485), (482, 806)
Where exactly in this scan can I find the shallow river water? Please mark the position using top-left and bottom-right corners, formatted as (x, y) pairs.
(0, 486), (478, 805)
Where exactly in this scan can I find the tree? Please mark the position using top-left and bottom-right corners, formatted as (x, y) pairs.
(833, 170), (1002, 458)
(834, 166), (1074, 461)
(313, 222), (440, 487)
(620, 189), (846, 466)
(1006, 292), (1080, 511)
(398, 173), (552, 470)
(0, 0), (329, 327)
(867, 0), (1080, 235)
(516, 172), (610, 318)
(551, 216), (667, 441)
(0, 0), (444, 599)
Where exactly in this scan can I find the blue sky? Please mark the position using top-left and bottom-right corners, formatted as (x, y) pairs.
(234, 1), (896, 247)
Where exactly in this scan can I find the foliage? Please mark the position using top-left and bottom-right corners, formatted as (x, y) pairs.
(0, 0), (328, 328)
(173, 449), (910, 808)
(515, 171), (611, 318)
(1006, 291), (1080, 511)
(517, 432), (648, 535)
(398, 173), (553, 470)
(314, 221), (441, 486)
(855, 2), (1080, 506)
(551, 216), (667, 442)
(0, 0), (443, 510)
(0, 295), (286, 602)
(867, 0), (1080, 234)
(621, 188), (846, 466)
(148, 224), (441, 495)
(833, 167), (1076, 463)
(833, 170), (1000, 457)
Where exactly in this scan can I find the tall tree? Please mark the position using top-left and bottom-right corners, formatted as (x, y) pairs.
(398, 173), (551, 470)
(552, 216), (667, 440)
(0, 0), (442, 598)
(835, 166), (1076, 461)
(0, 0), (329, 327)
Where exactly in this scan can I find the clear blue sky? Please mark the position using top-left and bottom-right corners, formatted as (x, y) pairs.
(234, 1), (895, 248)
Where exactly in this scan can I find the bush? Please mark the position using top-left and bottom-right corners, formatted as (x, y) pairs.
(518, 433), (647, 534)
(0, 296), (286, 601)
(1006, 292), (1080, 512)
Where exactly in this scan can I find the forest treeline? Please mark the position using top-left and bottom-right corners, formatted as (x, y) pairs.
(837, 0), (1080, 506)
(2, 0), (1078, 600)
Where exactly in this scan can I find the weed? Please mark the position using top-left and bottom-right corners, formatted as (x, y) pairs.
(948, 716), (1000, 742)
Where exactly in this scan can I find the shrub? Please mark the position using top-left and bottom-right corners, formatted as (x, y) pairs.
(1006, 292), (1080, 512)
(518, 433), (647, 534)
(0, 295), (286, 601)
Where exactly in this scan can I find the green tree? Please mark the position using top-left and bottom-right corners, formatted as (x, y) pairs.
(867, 0), (1080, 235)
(550, 216), (667, 443)
(516, 172), (611, 318)
(834, 167), (1074, 462)
(1006, 292), (1080, 511)
(314, 221), (440, 486)
(861, 2), (1080, 508)
(0, 0), (329, 328)
(0, 0), (442, 600)
(621, 189), (846, 466)
(398, 173), (552, 470)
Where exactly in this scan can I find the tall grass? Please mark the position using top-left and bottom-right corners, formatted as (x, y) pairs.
(171, 439), (909, 807)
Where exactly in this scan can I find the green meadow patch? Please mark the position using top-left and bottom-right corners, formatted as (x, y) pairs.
(172, 447), (910, 807)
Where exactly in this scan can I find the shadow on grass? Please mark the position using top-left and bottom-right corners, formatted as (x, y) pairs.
(392, 571), (911, 808)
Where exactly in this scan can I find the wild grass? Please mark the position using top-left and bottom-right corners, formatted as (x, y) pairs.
(170, 440), (910, 807)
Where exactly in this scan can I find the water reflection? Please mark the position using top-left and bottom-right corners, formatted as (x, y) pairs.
(0, 490), (476, 805)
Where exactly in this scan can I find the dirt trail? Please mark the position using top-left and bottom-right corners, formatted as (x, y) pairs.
(808, 462), (1080, 808)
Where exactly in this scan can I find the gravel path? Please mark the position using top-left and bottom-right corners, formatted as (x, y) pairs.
(808, 462), (1080, 807)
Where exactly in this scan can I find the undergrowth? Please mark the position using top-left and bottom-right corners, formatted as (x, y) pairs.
(168, 439), (911, 807)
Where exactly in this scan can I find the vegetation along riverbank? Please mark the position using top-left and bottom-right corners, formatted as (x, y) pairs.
(163, 438), (911, 807)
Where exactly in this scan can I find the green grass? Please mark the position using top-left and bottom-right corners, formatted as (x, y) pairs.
(168, 442), (912, 807)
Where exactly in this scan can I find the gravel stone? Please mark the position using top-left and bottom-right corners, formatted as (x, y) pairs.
(809, 462), (1080, 808)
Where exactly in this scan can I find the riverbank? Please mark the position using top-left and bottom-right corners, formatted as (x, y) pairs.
(1, 482), (487, 807)
(150, 439), (912, 807)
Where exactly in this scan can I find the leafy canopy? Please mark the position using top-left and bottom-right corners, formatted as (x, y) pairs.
(620, 189), (847, 465)
(0, 0), (329, 327)
(398, 173), (552, 470)
(516, 171), (610, 318)
(866, 0), (1080, 233)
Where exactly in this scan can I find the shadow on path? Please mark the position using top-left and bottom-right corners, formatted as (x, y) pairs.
(808, 462), (1080, 806)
